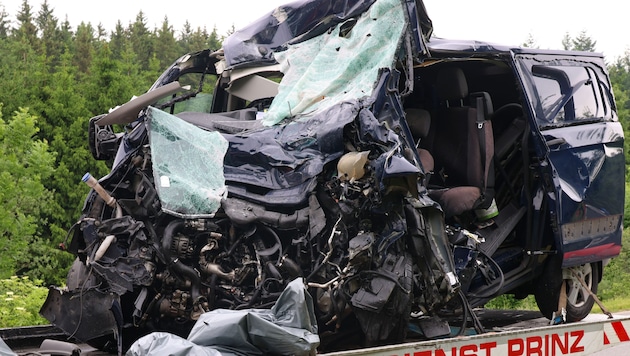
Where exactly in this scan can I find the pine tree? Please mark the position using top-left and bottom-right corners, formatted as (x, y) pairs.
(561, 30), (597, 52)
(109, 20), (128, 60)
(35, 50), (109, 267)
(572, 30), (597, 52)
(14, 0), (38, 48)
(0, 3), (10, 38)
(186, 26), (210, 53)
(86, 43), (139, 113)
(207, 25), (222, 50)
(36, 0), (64, 68)
(59, 15), (73, 50)
(74, 22), (95, 74)
(179, 21), (194, 53)
(154, 16), (180, 70)
(561, 32), (572, 51)
(522, 33), (538, 49)
(129, 11), (154, 71)
(0, 37), (40, 117)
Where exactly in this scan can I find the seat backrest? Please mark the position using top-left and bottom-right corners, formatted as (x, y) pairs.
(406, 108), (431, 141)
(405, 108), (434, 173)
(431, 67), (495, 203)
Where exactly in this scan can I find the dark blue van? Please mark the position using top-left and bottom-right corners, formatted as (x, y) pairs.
(41, 0), (623, 352)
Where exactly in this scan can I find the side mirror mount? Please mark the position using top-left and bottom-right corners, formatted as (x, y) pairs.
(88, 115), (122, 161)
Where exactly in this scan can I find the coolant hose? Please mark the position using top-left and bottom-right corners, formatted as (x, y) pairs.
(162, 220), (184, 261)
(278, 256), (303, 278)
(170, 259), (202, 303)
(162, 220), (202, 303)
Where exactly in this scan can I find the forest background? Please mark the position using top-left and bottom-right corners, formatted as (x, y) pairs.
(1, 0), (630, 326)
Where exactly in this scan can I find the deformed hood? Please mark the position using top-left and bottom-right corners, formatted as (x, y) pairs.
(222, 0), (432, 68)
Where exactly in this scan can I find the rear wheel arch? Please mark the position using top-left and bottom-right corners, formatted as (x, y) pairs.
(534, 254), (600, 322)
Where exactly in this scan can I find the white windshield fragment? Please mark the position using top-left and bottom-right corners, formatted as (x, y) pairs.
(263, 0), (406, 126)
(147, 107), (228, 217)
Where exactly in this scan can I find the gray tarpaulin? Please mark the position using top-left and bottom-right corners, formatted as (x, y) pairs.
(126, 278), (319, 356)
(0, 338), (16, 356)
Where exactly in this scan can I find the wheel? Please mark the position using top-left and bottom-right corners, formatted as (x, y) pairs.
(563, 263), (599, 321)
(535, 256), (599, 322)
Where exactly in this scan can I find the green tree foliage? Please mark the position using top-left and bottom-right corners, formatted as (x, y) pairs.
(522, 33), (538, 49)
(154, 16), (181, 70)
(181, 25), (212, 53)
(36, 0), (63, 67)
(0, 1), (229, 286)
(561, 30), (597, 52)
(14, 0), (37, 48)
(0, 37), (36, 116)
(109, 20), (128, 60)
(609, 50), (630, 179)
(0, 3), (10, 38)
(129, 11), (154, 71)
(86, 43), (138, 112)
(0, 107), (65, 283)
(35, 49), (108, 240)
(74, 22), (95, 74)
(207, 26), (222, 51)
(572, 30), (597, 52)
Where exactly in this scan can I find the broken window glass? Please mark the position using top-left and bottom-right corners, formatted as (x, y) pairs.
(263, 0), (406, 126)
(148, 107), (228, 218)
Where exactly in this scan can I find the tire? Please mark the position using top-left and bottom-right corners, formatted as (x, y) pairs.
(535, 256), (599, 322)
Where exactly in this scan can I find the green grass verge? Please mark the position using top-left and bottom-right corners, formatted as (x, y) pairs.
(592, 298), (630, 314)
(0, 276), (49, 327)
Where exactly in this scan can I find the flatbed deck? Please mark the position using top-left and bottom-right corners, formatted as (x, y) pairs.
(4, 310), (630, 355)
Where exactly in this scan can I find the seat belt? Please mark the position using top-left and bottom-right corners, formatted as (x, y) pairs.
(475, 96), (490, 192)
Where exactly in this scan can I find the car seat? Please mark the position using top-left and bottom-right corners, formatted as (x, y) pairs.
(428, 67), (496, 219)
(405, 108), (434, 176)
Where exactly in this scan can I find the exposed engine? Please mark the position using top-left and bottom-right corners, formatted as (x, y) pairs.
(42, 113), (461, 352)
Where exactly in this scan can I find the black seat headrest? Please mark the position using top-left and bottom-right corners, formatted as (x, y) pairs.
(436, 67), (468, 101)
(405, 108), (431, 139)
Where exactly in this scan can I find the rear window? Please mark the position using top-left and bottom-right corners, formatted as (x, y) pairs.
(516, 54), (616, 129)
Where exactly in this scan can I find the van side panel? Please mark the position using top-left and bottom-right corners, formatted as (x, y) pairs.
(545, 122), (624, 267)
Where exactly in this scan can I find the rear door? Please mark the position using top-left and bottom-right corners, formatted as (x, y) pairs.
(514, 50), (624, 267)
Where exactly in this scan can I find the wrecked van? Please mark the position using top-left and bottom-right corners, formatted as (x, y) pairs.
(40, 0), (624, 353)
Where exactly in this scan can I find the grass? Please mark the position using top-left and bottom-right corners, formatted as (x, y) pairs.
(0, 276), (49, 327)
(592, 299), (630, 314)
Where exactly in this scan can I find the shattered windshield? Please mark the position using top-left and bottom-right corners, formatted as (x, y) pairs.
(262, 0), (406, 125)
(147, 107), (228, 218)
(516, 54), (616, 129)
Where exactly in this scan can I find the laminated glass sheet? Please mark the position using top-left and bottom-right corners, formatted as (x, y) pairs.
(148, 107), (228, 217)
(263, 0), (406, 126)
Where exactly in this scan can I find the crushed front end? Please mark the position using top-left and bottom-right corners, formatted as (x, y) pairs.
(41, 0), (464, 352)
